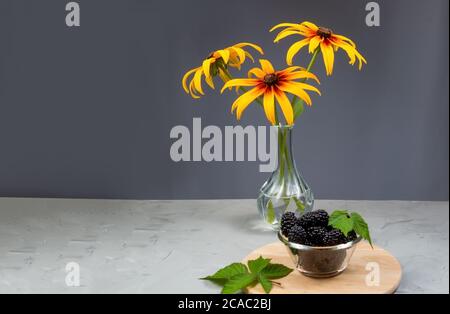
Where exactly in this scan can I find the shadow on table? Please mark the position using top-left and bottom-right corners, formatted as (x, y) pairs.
(227, 212), (276, 235)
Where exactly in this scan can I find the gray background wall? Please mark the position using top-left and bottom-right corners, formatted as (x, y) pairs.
(0, 0), (448, 201)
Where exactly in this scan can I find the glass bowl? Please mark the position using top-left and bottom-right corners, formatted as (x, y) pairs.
(278, 231), (361, 278)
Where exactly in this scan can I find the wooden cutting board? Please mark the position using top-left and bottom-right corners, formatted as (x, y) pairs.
(242, 242), (402, 294)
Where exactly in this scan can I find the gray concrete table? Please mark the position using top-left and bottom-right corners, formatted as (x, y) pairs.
(0, 198), (448, 294)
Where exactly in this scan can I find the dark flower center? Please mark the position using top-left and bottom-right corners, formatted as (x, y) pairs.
(317, 27), (332, 39)
(263, 73), (278, 86)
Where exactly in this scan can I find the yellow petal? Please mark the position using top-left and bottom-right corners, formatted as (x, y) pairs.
(231, 87), (265, 120)
(228, 59), (241, 69)
(189, 79), (201, 99)
(270, 22), (301, 32)
(248, 67), (266, 79)
(278, 82), (313, 106)
(245, 51), (255, 63)
(182, 67), (199, 94)
(233, 42), (264, 55)
(221, 78), (259, 93)
(300, 21), (319, 31)
(290, 82), (321, 95)
(308, 35), (322, 53)
(285, 70), (320, 84)
(320, 42), (335, 76)
(205, 74), (215, 89)
(216, 49), (230, 64)
(231, 47), (246, 64)
(274, 89), (294, 125)
(193, 68), (205, 95)
(259, 59), (275, 73)
(331, 37), (367, 70)
(333, 34), (356, 47)
(286, 38), (310, 65)
(274, 29), (302, 43)
(278, 66), (305, 75)
(281, 81), (321, 96)
(340, 44), (356, 65)
(202, 59), (214, 82)
(263, 87), (276, 125)
(227, 51), (242, 69)
(355, 50), (367, 70)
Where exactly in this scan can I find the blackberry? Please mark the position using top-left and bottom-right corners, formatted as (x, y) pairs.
(299, 209), (329, 228)
(280, 212), (297, 237)
(287, 225), (308, 245)
(346, 231), (357, 242)
(307, 226), (328, 246)
(323, 229), (346, 246)
(298, 212), (316, 229)
(312, 209), (329, 227)
(323, 229), (358, 246)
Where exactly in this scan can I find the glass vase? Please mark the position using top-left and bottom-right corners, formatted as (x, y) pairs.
(257, 125), (314, 230)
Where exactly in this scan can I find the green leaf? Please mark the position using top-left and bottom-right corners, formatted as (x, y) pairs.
(293, 99), (305, 119)
(266, 200), (275, 224)
(351, 212), (373, 247)
(201, 263), (248, 284)
(201, 256), (294, 294)
(221, 273), (256, 294)
(329, 209), (349, 219)
(293, 197), (305, 214)
(248, 256), (271, 274)
(257, 274), (273, 294)
(329, 210), (354, 236)
(260, 263), (293, 279)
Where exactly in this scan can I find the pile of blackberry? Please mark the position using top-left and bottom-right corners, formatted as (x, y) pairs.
(280, 210), (356, 246)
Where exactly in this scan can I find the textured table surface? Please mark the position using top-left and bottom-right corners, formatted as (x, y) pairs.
(0, 198), (448, 294)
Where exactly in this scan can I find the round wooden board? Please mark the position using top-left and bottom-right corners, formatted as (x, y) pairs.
(242, 242), (402, 294)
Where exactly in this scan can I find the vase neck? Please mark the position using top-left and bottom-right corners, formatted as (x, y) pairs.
(276, 126), (296, 172)
(259, 125), (312, 202)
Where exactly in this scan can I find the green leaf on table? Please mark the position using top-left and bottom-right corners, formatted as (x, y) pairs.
(260, 263), (293, 279)
(201, 256), (293, 294)
(351, 212), (373, 247)
(248, 256), (271, 274)
(257, 274), (273, 294)
(201, 263), (248, 284)
(221, 273), (256, 294)
(329, 210), (354, 236)
(266, 200), (275, 224)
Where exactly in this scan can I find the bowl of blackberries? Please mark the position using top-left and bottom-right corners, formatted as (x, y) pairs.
(279, 209), (372, 278)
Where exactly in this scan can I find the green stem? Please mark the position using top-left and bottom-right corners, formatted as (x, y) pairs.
(278, 129), (285, 182)
(305, 48), (320, 73)
(273, 105), (279, 125)
(277, 128), (295, 187)
(284, 129), (294, 178)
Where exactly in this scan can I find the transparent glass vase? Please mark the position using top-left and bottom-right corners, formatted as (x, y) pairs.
(257, 125), (314, 230)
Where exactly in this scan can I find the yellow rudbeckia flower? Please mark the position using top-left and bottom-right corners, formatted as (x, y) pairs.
(182, 43), (263, 99)
(271, 21), (367, 76)
(221, 59), (320, 125)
